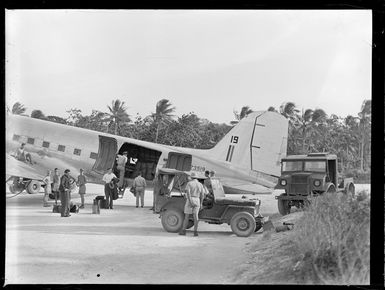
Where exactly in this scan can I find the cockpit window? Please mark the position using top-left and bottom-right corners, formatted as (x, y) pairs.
(282, 161), (303, 172)
(304, 161), (326, 172)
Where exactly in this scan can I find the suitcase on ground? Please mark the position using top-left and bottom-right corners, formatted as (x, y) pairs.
(99, 198), (108, 209)
(70, 203), (80, 213)
(52, 204), (62, 213)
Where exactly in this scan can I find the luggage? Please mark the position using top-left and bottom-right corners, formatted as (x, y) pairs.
(70, 203), (79, 213)
(92, 199), (100, 214)
(52, 204), (61, 213)
(99, 198), (108, 209)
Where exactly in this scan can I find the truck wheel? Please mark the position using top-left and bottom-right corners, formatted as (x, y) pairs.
(254, 220), (263, 232)
(161, 208), (184, 233)
(27, 180), (41, 194)
(326, 184), (336, 194)
(230, 212), (256, 237)
(346, 183), (355, 198)
(277, 194), (291, 215)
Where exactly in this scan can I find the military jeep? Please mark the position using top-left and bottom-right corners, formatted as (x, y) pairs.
(154, 168), (264, 237)
(275, 152), (355, 215)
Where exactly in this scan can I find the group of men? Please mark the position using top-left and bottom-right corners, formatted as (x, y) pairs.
(42, 168), (87, 217)
(102, 167), (147, 209)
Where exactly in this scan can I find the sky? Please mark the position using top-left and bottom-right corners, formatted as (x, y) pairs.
(6, 10), (372, 124)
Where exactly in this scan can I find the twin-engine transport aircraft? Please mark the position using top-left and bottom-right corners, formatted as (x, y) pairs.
(6, 111), (288, 195)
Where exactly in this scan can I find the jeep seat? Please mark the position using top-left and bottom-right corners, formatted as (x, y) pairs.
(214, 197), (256, 207)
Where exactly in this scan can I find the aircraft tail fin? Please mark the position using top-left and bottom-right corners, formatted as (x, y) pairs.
(209, 111), (288, 178)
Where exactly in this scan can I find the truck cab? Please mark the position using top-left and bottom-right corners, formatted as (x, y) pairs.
(275, 152), (355, 215)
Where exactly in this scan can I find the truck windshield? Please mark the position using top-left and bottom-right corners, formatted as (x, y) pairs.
(304, 161), (326, 172)
(282, 161), (303, 172)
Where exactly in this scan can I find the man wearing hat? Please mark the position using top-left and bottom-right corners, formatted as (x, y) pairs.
(59, 169), (73, 217)
(179, 172), (206, 237)
(116, 151), (128, 189)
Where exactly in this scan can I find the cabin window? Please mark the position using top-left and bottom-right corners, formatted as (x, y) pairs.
(42, 141), (50, 148)
(13, 134), (20, 141)
(58, 145), (66, 152)
(89, 152), (98, 159)
(27, 137), (35, 145)
(73, 148), (81, 156)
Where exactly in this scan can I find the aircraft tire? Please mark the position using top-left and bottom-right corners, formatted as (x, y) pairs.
(161, 208), (184, 233)
(27, 180), (41, 194)
(9, 184), (24, 194)
(277, 194), (291, 216)
(230, 212), (256, 237)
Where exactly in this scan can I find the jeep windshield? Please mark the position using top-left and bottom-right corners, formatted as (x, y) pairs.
(282, 161), (303, 172)
(304, 161), (326, 172)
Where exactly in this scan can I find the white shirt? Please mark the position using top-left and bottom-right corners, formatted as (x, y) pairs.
(103, 172), (117, 183)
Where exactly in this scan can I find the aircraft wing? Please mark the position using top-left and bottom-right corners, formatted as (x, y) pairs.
(5, 154), (44, 181)
(220, 177), (274, 195)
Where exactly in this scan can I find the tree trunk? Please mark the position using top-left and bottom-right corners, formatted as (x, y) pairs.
(155, 122), (160, 143)
(360, 138), (364, 171)
(114, 120), (118, 135)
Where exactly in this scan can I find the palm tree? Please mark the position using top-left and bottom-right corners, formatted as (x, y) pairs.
(12, 102), (27, 115)
(358, 99), (371, 171)
(31, 109), (46, 119)
(230, 106), (253, 125)
(107, 99), (130, 135)
(152, 99), (175, 143)
(279, 102), (300, 122)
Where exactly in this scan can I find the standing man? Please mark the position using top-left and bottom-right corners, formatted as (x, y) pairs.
(77, 169), (87, 209)
(52, 168), (61, 204)
(133, 172), (147, 208)
(42, 170), (52, 207)
(59, 169), (72, 217)
(116, 151), (128, 189)
(103, 168), (117, 209)
(179, 172), (206, 237)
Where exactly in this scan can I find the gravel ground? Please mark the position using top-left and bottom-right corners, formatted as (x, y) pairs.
(5, 183), (370, 285)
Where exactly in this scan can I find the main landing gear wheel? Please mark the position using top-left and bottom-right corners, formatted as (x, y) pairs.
(230, 212), (256, 237)
(277, 193), (291, 216)
(27, 180), (41, 194)
(161, 208), (184, 233)
(7, 176), (25, 194)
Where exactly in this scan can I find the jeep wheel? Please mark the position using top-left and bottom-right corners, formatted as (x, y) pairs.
(161, 208), (184, 233)
(277, 194), (291, 215)
(230, 212), (256, 237)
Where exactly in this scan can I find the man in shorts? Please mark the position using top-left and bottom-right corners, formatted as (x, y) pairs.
(179, 172), (206, 237)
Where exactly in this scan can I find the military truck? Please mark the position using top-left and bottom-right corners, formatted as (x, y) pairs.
(154, 168), (264, 237)
(275, 152), (355, 215)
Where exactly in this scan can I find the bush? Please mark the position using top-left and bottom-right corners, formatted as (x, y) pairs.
(344, 169), (370, 184)
(292, 193), (370, 284)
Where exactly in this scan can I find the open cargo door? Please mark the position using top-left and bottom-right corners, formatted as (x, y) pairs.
(166, 152), (192, 171)
(92, 135), (118, 174)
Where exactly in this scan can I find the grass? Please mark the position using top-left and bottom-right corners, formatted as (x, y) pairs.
(231, 190), (370, 285)
(292, 191), (370, 285)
